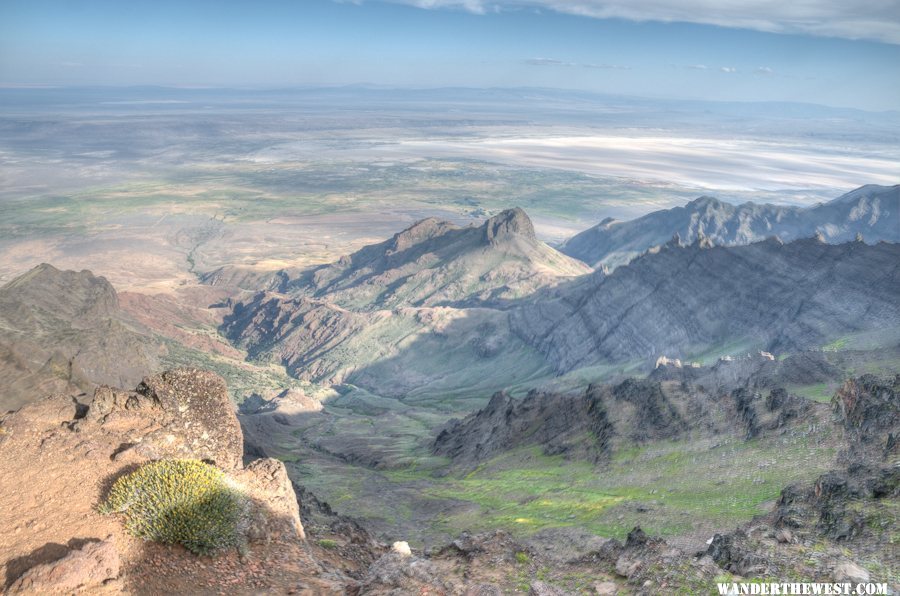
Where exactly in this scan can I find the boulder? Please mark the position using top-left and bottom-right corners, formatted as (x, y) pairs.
(833, 560), (870, 583)
(9, 536), (119, 594)
(235, 457), (306, 541)
(529, 580), (569, 595)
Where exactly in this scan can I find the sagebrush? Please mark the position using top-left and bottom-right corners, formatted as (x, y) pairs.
(101, 459), (245, 555)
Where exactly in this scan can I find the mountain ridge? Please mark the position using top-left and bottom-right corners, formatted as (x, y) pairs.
(560, 184), (900, 269)
(512, 235), (900, 374)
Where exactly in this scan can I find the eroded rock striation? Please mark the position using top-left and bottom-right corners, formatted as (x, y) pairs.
(512, 237), (900, 374)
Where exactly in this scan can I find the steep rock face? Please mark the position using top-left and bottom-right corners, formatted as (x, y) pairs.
(433, 388), (612, 465)
(769, 375), (899, 558)
(223, 295), (378, 382)
(0, 264), (161, 412)
(511, 238), (900, 374)
(434, 379), (826, 466)
(561, 184), (899, 269)
(831, 374), (900, 460)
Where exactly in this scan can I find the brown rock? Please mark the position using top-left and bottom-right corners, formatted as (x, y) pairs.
(9, 536), (119, 594)
(235, 457), (306, 541)
(129, 368), (243, 469)
(774, 528), (793, 544)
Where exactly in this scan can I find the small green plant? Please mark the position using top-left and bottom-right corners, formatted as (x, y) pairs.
(100, 459), (245, 555)
(317, 538), (338, 549)
(515, 551), (530, 564)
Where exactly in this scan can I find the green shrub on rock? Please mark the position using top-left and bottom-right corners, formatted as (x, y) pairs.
(101, 459), (246, 555)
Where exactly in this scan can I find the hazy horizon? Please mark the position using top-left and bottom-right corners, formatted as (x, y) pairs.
(2, 0), (900, 111)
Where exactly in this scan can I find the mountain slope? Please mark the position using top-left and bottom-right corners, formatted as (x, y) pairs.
(0, 263), (161, 411)
(561, 184), (899, 268)
(281, 208), (590, 309)
(511, 237), (900, 374)
(222, 209), (584, 399)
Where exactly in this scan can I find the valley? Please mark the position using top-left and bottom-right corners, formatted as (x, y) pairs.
(1, 87), (898, 594)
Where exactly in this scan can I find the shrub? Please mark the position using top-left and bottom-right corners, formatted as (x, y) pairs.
(317, 538), (338, 549)
(101, 459), (245, 555)
(515, 551), (530, 564)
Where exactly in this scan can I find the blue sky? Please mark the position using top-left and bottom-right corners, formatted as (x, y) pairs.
(1, 0), (898, 110)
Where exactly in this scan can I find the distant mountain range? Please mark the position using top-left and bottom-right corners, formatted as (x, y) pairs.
(560, 184), (899, 269)
(222, 201), (900, 399)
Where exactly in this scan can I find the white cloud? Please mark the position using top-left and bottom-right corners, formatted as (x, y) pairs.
(525, 57), (575, 66)
(686, 64), (708, 69)
(582, 62), (631, 69)
(755, 66), (774, 75)
(378, 0), (900, 44)
(721, 66), (737, 73)
(526, 58), (631, 69)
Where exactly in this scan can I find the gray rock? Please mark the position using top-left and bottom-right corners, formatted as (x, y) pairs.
(529, 580), (570, 595)
(560, 184), (900, 269)
(833, 560), (870, 583)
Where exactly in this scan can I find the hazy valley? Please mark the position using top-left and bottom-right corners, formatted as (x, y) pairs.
(1, 86), (898, 594)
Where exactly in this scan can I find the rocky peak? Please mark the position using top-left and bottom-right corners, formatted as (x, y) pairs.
(832, 374), (899, 459)
(1, 263), (119, 323)
(686, 196), (729, 213)
(482, 207), (536, 246)
(388, 217), (460, 253)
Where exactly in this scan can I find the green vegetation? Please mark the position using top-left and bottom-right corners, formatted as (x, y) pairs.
(515, 551), (531, 564)
(100, 459), (246, 555)
(787, 382), (835, 403)
(410, 435), (837, 540)
(159, 339), (300, 402)
(317, 538), (339, 549)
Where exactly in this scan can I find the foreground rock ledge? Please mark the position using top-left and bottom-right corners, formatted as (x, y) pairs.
(0, 368), (312, 594)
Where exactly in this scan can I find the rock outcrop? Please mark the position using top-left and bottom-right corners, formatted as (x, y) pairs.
(86, 368), (244, 470)
(433, 387), (613, 465)
(434, 379), (826, 466)
(0, 368), (368, 594)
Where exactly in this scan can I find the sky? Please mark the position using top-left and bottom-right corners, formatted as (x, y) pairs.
(1, 0), (898, 111)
